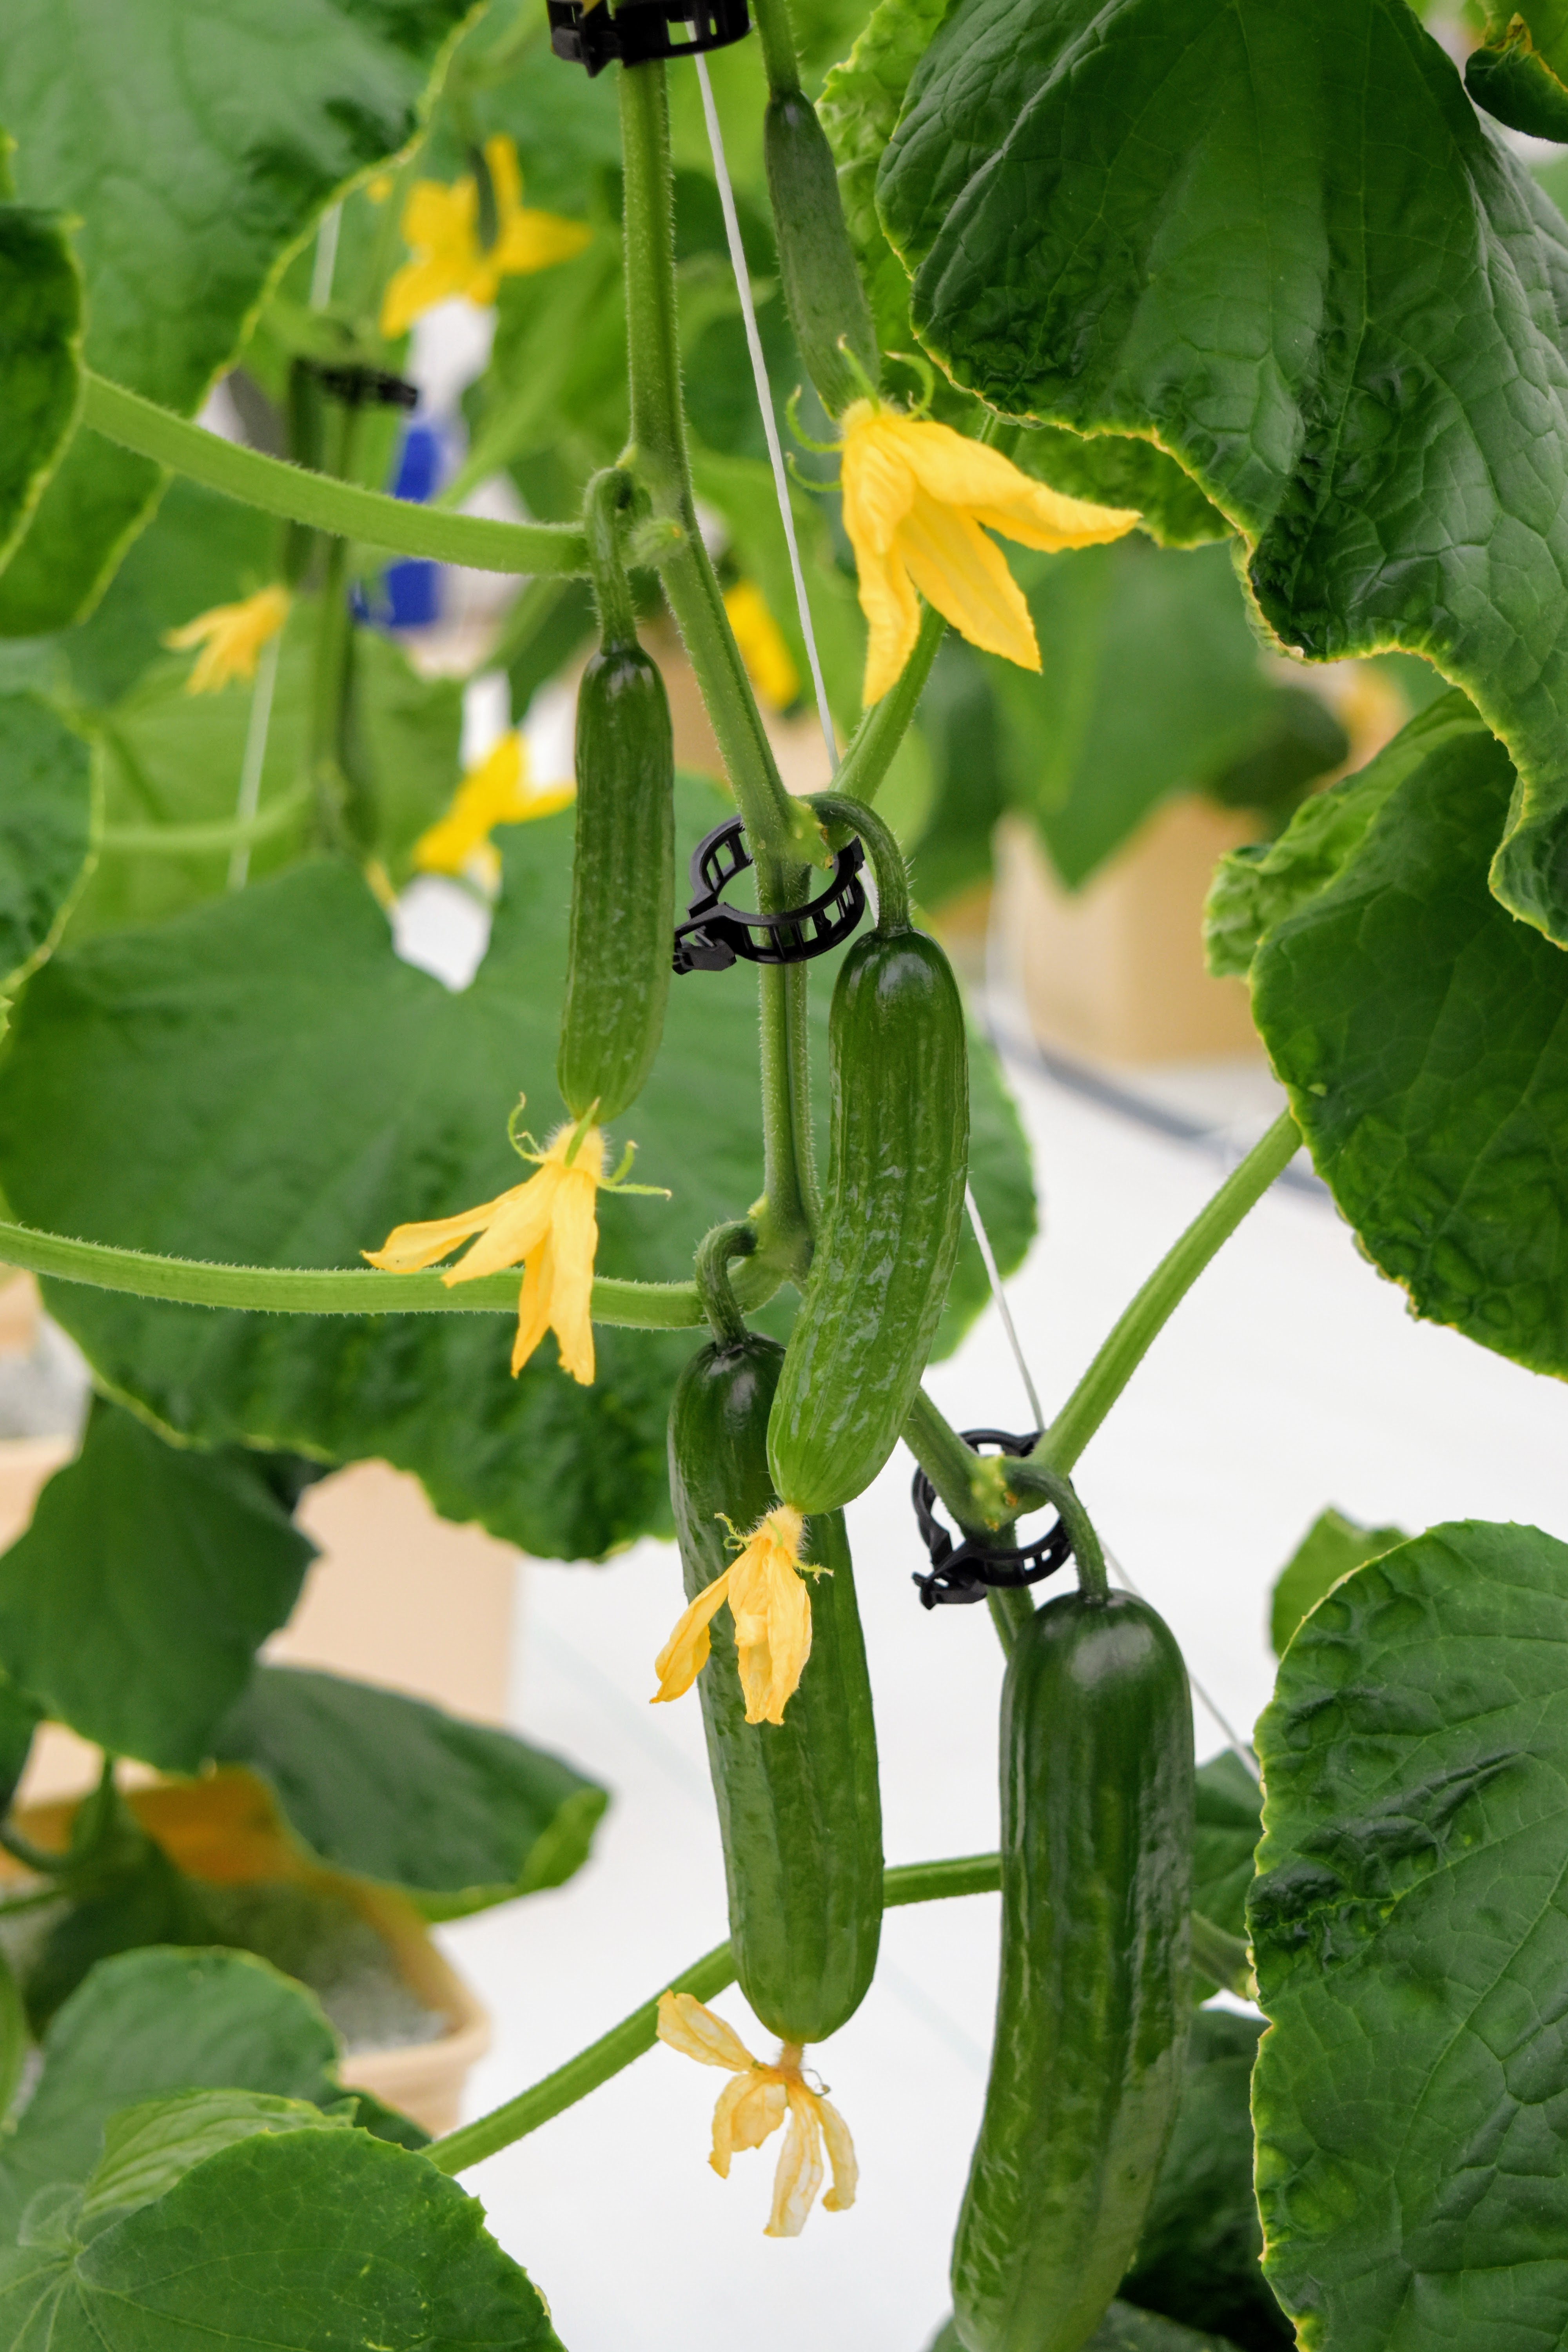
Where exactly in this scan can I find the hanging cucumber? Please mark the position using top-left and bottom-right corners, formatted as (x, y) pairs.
(668, 1243), (882, 2044)
(951, 1506), (1194, 2352)
(766, 796), (968, 1517)
(765, 90), (878, 417)
(557, 466), (675, 1125)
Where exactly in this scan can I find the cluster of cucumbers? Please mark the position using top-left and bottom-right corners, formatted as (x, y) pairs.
(551, 52), (1195, 2350)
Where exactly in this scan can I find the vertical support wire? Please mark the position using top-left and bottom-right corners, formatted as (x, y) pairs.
(692, 53), (838, 778)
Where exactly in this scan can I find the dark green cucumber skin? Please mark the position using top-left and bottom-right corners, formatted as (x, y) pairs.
(556, 643), (674, 1124)
(764, 91), (878, 417)
(670, 1334), (882, 2047)
(768, 926), (968, 1515)
(952, 1593), (1195, 2352)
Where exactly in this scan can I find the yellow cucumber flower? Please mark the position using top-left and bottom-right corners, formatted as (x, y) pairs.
(837, 397), (1139, 705)
(163, 586), (290, 695)
(365, 1118), (621, 1382)
(381, 134), (591, 336)
(651, 1505), (818, 1726)
(656, 1991), (857, 2238)
(414, 730), (574, 883)
(723, 579), (800, 712)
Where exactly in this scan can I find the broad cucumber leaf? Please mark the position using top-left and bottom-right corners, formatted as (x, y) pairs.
(0, 0), (473, 632)
(0, 2125), (565, 2351)
(819, 0), (958, 367)
(1121, 2011), (1289, 2352)
(0, 1399), (316, 1775)
(1250, 1521), (1568, 2352)
(212, 1666), (608, 1920)
(1191, 1751), (1262, 1957)
(76, 2090), (352, 2234)
(0, 694), (94, 999)
(0, 1947), (343, 2240)
(0, 781), (1033, 1558)
(999, 426), (1230, 555)
(0, 201), (80, 575)
(1247, 695), (1568, 1377)
(1269, 1507), (1408, 1659)
(878, 0), (1568, 945)
(927, 2305), (1250, 2350)
(1467, 4), (1568, 140)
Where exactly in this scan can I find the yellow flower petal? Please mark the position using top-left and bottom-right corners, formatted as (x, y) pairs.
(544, 1163), (598, 1385)
(816, 2090), (858, 2212)
(650, 1570), (732, 1704)
(163, 586), (290, 695)
(724, 580), (800, 713)
(485, 133), (523, 217)
(766, 2086), (826, 2238)
(727, 2075), (789, 2158)
(896, 485), (1041, 674)
(727, 1506), (812, 1727)
(856, 535), (923, 707)
(510, 1236), (554, 1378)
(361, 1194), (512, 1274)
(656, 1990), (757, 2073)
(443, 1163), (563, 1285)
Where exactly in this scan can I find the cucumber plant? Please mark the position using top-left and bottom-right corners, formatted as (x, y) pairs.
(0, 0), (1564, 2343)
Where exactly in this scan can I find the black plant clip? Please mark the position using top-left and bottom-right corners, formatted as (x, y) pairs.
(306, 362), (419, 412)
(547, 0), (751, 77)
(672, 814), (865, 975)
(911, 1430), (1073, 1608)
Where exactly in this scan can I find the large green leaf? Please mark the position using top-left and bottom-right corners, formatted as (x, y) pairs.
(0, 1947), (342, 2240)
(212, 1666), (607, 1918)
(0, 1399), (315, 1774)
(1467, 3), (1568, 140)
(74, 2089), (353, 2234)
(0, 201), (80, 575)
(0, 0), (472, 632)
(1250, 1520), (1568, 2352)
(0, 2124), (564, 2351)
(0, 693), (93, 1000)
(0, 781), (1034, 1557)
(1245, 695), (1568, 1378)
(1191, 1751), (1262, 1958)
(930, 2307), (1248, 2351)
(1121, 2012), (1289, 2352)
(1269, 1506), (1408, 1659)
(878, 0), (1568, 944)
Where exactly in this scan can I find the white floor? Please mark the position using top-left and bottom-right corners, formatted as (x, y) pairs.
(437, 1045), (1568, 2352)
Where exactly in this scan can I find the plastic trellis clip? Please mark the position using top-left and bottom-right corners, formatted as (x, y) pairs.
(546, 0), (751, 78)
(671, 813), (866, 975)
(910, 1429), (1074, 1609)
(305, 362), (419, 412)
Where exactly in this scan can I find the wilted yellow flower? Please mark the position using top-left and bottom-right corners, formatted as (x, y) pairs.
(724, 579), (800, 712)
(163, 586), (290, 695)
(366, 1119), (606, 1382)
(837, 398), (1139, 705)
(656, 1991), (857, 2238)
(414, 731), (574, 883)
(381, 134), (591, 336)
(652, 1505), (817, 1726)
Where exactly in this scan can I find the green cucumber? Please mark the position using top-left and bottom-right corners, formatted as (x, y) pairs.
(767, 915), (968, 1515)
(952, 1590), (1194, 2352)
(557, 469), (675, 1125)
(764, 90), (878, 416)
(670, 1331), (882, 2045)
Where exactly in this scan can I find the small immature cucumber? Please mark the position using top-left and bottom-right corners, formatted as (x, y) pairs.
(557, 470), (675, 1124)
(767, 898), (968, 1516)
(951, 1591), (1194, 2352)
(670, 1332), (882, 2044)
(765, 90), (878, 416)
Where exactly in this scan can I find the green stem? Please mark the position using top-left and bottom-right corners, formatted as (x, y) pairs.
(426, 1851), (1002, 2178)
(582, 467), (638, 651)
(100, 784), (310, 857)
(986, 1584), (1036, 1655)
(616, 62), (817, 868)
(1005, 1459), (1108, 1601)
(755, 949), (818, 1275)
(82, 373), (590, 576)
(0, 1216), (784, 1328)
(831, 604), (946, 811)
(308, 532), (357, 851)
(902, 1387), (1000, 1534)
(693, 1221), (756, 1347)
(1030, 1112), (1301, 1477)
(750, 0), (802, 92)
(809, 791), (911, 930)
(1191, 1910), (1254, 1999)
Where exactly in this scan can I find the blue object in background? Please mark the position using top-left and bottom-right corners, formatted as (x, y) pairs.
(370, 421), (445, 629)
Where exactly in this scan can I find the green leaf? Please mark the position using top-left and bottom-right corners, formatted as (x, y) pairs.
(1000, 426), (1231, 555)
(820, 0), (956, 363)
(1204, 691), (1483, 980)
(878, 0), (1568, 944)
(0, 0), (472, 632)
(929, 2305), (1250, 2351)
(211, 1666), (608, 1919)
(1250, 1519), (1568, 2351)
(0, 693), (94, 998)
(1191, 1752), (1262, 1971)
(0, 1398), (316, 1773)
(0, 201), (80, 575)
(0, 779), (1033, 1558)
(0, 2124), (565, 2351)
(1121, 2011), (1289, 2352)
(77, 2090), (350, 2234)
(1247, 693), (1568, 1377)
(0, 1946), (342, 2240)
(1269, 1506), (1408, 1658)
(1467, 4), (1568, 139)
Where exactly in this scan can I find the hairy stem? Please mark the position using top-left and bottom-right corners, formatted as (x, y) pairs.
(693, 1221), (757, 1347)
(830, 605), (946, 811)
(750, 0), (802, 93)
(809, 791), (911, 930)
